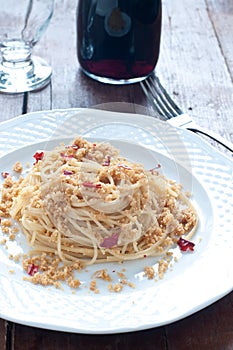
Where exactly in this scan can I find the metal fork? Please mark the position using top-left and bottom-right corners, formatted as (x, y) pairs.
(140, 73), (233, 153)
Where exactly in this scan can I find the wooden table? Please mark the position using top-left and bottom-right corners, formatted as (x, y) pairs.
(0, 0), (232, 349)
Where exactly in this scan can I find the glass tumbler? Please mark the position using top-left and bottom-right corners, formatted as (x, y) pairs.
(77, 0), (162, 84)
(0, 0), (54, 93)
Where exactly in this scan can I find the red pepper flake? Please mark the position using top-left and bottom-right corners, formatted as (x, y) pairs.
(60, 153), (74, 159)
(63, 170), (74, 176)
(143, 254), (147, 258)
(117, 164), (132, 170)
(102, 156), (111, 166)
(177, 237), (195, 252)
(150, 164), (161, 172)
(65, 144), (79, 150)
(27, 264), (39, 276)
(93, 143), (96, 147)
(100, 232), (119, 248)
(82, 182), (102, 189)
(33, 151), (44, 164)
(1, 172), (9, 178)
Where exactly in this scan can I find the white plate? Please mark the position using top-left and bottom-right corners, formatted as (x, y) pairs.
(0, 108), (232, 334)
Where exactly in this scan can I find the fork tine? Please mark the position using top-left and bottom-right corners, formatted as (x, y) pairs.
(141, 73), (233, 153)
(147, 75), (177, 118)
(141, 73), (183, 120)
(154, 75), (183, 116)
(144, 78), (170, 117)
(141, 78), (166, 119)
(141, 76), (173, 119)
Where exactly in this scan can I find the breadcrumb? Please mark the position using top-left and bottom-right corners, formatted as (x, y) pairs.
(144, 266), (155, 279)
(13, 161), (23, 173)
(158, 259), (169, 279)
(108, 283), (124, 293)
(22, 254), (83, 289)
(117, 271), (126, 279)
(90, 279), (99, 293)
(0, 238), (6, 245)
(93, 269), (112, 282)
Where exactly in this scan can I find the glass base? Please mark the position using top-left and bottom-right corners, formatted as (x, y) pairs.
(81, 67), (150, 85)
(0, 56), (52, 94)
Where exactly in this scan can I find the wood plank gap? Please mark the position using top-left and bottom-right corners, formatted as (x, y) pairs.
(204, 0), (233, 83)
(22, 93), (28, 115)
(163, 327), (169, 350)
(6, 321), (13, 350)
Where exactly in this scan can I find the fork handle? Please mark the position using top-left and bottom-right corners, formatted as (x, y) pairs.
(187, 126), (233, 153)
(168, 114), (233, 153)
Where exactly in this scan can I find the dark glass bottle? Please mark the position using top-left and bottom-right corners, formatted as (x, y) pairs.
(77, 0), (162, 84)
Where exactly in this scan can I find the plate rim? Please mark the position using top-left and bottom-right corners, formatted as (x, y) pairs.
(1, 107), (232, 164)
(0, 108), (232, 334)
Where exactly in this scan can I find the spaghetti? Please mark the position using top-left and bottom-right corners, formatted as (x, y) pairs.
(8, 137), (198, 266)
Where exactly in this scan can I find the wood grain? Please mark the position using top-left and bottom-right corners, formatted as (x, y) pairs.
(0, 319), (6, 350)
(206, 0), (233, 76)
(157, 0), (233, 142)
(0, 94), (24, 121)
(165, 292), (233, 350)
(12, 325), (165, 350)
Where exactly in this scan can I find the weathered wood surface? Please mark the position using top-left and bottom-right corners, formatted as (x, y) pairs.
(0, 0), (232, 349)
